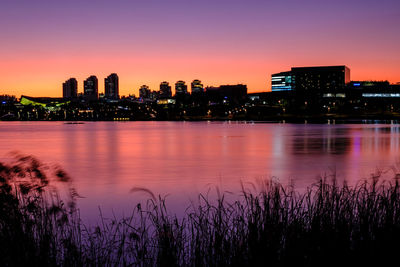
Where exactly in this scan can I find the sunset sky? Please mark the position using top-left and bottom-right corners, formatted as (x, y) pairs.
(0, 0), (399, 97)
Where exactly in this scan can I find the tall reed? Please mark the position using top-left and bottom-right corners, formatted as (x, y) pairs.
(1, 154), (400, 266)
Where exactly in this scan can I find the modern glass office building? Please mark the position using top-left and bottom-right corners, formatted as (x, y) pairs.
(271, 66), (350, 93)
(271, 71), (293, 92)
(291, 66), (350, 93)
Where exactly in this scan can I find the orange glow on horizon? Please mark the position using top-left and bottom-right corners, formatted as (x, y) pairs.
(1, 54), (399, 98)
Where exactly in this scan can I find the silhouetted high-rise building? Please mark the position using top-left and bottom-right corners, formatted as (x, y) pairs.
(191, 79), (204, 94)
(139, 85), (151, 99)
(62, 78), (78, 98)
(84, 75), (98, 101)
(175, 81), (188, 95)
(104, 73), (119, 100)
(160, 81), (172, 98)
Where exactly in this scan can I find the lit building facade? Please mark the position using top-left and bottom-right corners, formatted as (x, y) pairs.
(104, 73), (119, 100)
(84, 75), (98, 100)
(20, 95), (68, 111)
(62, 78), (78, 98)
(271, 72), (292, 92)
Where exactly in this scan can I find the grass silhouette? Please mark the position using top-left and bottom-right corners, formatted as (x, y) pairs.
(1, 154), (400, 266)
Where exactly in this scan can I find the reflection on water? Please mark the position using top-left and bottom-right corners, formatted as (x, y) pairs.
(1, 121), (400, 222)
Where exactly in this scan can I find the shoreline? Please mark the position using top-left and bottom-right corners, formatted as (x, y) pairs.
(3, 116), (400, 124)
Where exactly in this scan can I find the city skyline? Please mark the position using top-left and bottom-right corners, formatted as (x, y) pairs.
(1, 0), (399, 97)
(8, 66), (400, 99)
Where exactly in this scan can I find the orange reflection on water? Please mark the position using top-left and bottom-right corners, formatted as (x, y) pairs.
(1, 121), (400, 222)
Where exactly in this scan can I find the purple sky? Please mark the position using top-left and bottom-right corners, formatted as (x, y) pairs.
(1, 0), (399, 96)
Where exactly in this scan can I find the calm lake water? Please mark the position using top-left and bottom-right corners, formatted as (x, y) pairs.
(1, 121), (400, 222)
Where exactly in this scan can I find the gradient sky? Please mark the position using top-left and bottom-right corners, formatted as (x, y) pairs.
(0, 0), (399, 97)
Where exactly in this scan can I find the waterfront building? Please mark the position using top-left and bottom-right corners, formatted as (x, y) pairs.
(104, 73), (119, 100)
(159, 81), (172, 98)
(347, 81), (399, 98)
(84, 75), (98, 101)
(62, 78), (78, 99)
(271, 66), (350, 94)
(348, 81), (390, 89)
(191, 79), (204, 94)
(291, 66), (350, 93)
(20, 95), (68, 111)
(175, 80), (188, 95)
